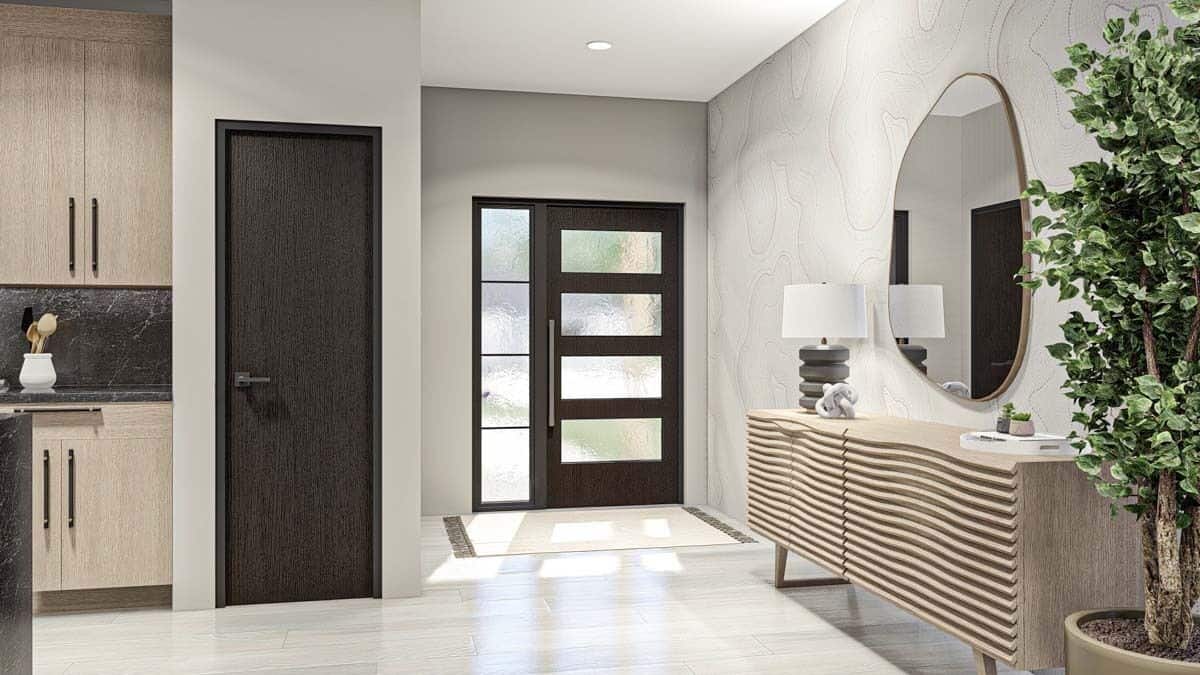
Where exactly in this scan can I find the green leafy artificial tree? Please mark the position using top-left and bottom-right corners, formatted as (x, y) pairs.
(1022, 1), (1200, 649)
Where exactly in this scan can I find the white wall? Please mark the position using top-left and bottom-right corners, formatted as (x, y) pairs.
(173, 0), (421, 609)
(421, 87), (708, 516)
(707, 0), (1181, 522)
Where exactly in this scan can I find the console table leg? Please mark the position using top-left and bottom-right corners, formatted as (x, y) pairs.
(972, 650), (997, 675)
(773, 544), (849, 588)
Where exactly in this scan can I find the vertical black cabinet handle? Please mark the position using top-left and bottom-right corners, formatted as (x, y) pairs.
(68, 197), (76, 272)
(42, 450), (50, 529)
(67, 448), (75, 528)
(90, 198), (98, 273)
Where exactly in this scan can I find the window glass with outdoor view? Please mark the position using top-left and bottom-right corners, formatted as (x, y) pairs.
(478, 207), (531, 503)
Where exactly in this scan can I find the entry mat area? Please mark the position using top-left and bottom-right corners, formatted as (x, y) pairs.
(443, 506), (755, 558)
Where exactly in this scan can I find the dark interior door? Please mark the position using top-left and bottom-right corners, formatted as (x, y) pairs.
(971, 200), (1023, 398)
(219, 122), (379, 606)
(546, 205), (681, 507)
(891, 210), (909, 285)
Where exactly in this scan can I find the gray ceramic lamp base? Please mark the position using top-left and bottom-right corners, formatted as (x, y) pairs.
(898, 343), (927, 374)
(797, 345), (849, 410)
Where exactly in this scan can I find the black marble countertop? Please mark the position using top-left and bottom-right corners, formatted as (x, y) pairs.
(0, 385), (172, 405)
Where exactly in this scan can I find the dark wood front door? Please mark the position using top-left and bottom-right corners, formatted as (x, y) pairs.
(217, 121), (380, 606)
(473, 200), (683, 511)
(971, 200), (1023, 399)
(546, 205), (681, 507)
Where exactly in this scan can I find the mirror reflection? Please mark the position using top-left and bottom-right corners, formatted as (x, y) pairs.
(889, 75), (1027, 400)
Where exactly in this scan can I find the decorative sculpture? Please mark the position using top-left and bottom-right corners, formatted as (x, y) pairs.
(815, 382), (858, 419)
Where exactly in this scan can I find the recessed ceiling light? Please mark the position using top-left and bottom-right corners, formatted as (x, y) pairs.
(586, 41), (613, 51)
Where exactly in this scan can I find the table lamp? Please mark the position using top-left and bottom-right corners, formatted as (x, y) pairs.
(781, 283), (868, 410)
(888, 284), (945, 373)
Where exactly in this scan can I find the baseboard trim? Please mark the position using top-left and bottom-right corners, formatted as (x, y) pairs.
(34, 585), (171, 614)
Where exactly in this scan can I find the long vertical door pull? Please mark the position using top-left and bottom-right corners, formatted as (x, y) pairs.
(67, 448), (75, 527)
(68, 198), (76, 272)
(548, 319), (556, 428)
(90, 198), (98, 273)
(42, 450), (50, 528)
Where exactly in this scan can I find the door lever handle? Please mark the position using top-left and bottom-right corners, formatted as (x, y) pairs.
(234, 372), (271, 388)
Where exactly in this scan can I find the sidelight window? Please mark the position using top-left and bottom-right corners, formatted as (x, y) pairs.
(477, 207), (533, 504)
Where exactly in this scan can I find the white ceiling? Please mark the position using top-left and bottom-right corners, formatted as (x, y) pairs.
(421, 0), (848, 102)
(929, 76), (1002, 117)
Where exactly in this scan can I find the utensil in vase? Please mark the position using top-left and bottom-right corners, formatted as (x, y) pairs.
(25, 322), (40, 353)
(35, 313), (57, 354)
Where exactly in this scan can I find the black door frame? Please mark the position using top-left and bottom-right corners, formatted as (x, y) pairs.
(214, 119), (382, 607)
(471, 197), (685, 512)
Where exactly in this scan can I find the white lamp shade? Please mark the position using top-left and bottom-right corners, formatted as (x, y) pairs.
(888, 284), (946, 338)
(781, 283), (868, 339)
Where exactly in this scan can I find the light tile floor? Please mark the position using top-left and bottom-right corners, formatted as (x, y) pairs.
(34, 510), (1043, 674)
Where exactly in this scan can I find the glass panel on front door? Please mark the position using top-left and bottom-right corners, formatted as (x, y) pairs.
(475, 200), (682, 510)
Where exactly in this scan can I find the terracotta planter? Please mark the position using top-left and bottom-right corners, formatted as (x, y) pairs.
(1066, 609), (1200, 674)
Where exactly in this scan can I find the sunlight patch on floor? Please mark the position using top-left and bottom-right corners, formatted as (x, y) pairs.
(426, 553), (505, 583)
(454, 507), (747, 557)
(539, 554), (621, 578)
(550, 521), (615, 543)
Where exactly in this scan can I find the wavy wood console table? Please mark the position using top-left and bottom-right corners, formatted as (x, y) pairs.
(746, 410), (1143, 674)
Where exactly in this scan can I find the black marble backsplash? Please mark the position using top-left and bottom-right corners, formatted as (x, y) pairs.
(0, 288), (171, 387)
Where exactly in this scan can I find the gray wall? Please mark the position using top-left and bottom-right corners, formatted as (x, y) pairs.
(172, 0), (422, 609)
(421, 87), (708, 516)
(706, 0), (1179, 521)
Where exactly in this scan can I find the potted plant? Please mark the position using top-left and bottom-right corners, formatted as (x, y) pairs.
(1022, 2), (1200, 670)
(997, 402), (1015, 434)
(1008, 411), (1035, 437)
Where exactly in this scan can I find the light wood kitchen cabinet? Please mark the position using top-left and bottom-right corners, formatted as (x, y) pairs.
(84, 40), (172, 286)
(61, 437), (171, 589)
(0, 5), (171, 287)
(0, 35), (85, 285)
(32, 442), (63, 592)
(5, 403), (173, 593)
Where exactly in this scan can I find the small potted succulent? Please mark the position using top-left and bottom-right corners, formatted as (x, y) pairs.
(1008, 411), (1035, 437)
(996, 402), (1015, 434)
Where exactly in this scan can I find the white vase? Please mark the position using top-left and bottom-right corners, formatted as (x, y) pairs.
(19, 353), (56, 391)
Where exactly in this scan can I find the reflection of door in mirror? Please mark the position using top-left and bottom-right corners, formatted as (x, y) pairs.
(889, 74), (1028, 401)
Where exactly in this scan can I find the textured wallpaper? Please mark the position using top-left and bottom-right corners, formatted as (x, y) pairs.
(707, 0), (1179, 520)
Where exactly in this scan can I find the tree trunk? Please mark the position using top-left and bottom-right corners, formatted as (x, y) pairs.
(1145, 472), (1195, 649)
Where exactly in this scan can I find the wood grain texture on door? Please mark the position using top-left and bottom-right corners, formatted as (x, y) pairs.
(84, 40), (171, 286)
(547, 204), (682, 508)
(224, 129), (376, 605)
(0, 35), (85, 285)
(971, 200), (1024, 399)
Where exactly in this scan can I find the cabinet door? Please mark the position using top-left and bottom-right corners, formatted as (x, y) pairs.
(84, 40), (171, 286)
(32, 442), (62, 592)
(61, 438), (171, 589)
(0, 36), (86, 285)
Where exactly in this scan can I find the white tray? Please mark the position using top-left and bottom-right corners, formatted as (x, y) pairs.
(960, 431), (1078, 456)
